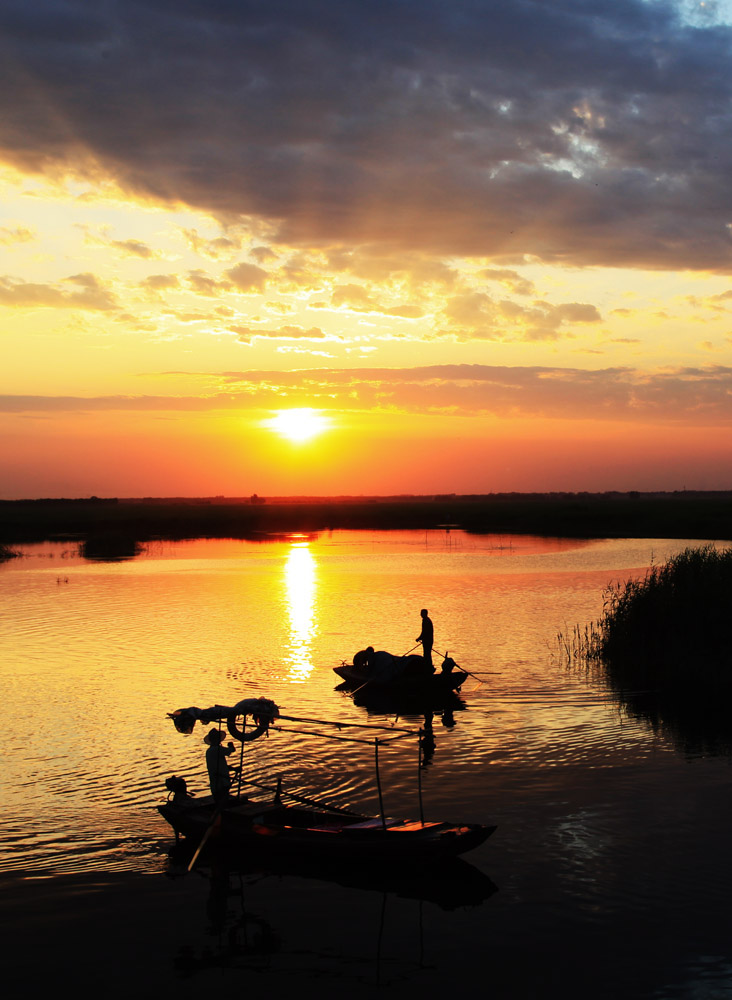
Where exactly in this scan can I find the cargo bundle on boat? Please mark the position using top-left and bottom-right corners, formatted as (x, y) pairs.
(334, 649), (468, 696)
(158, 695), (495, 869)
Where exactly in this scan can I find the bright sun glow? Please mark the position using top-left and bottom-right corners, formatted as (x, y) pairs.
(265, 408), (331, 443)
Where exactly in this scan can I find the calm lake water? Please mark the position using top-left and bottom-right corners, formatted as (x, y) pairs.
(2, 530), (731, 998)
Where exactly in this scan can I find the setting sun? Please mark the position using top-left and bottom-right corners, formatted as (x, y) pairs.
(265, 408), (331, 444)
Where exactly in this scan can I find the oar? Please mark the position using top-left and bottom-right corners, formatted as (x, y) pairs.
(458, 670), (501, 675)
(434, 647), (485, 685)
(350, 678), (372, 696)
(186, 801), (225, 872)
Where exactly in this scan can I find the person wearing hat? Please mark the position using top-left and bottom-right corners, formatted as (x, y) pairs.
(204, 728), (236, 801)
(416, 608), (434, 668)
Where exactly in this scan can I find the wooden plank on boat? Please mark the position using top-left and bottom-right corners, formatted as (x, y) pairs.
(345, 817), (401, 830)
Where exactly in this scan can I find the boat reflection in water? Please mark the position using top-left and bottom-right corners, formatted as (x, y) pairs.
(160, 693), (497, 986)
(335, 649), (470, 770)
(166, 851), (497, 983)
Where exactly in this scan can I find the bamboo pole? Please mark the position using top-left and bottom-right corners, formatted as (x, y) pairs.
(277, 713), (414, 734)
(236, 738), (245, 798)
(272, 723), (414, 744)
(418, 727), (424, 825)
(374, 738), (386, 831)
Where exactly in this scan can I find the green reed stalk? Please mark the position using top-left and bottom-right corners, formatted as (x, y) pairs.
(558, 545), (732, 689)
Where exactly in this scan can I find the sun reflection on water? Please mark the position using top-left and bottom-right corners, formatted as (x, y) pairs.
(283, 541), (317, 681)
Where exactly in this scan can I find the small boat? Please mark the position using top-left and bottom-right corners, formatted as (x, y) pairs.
(158, 697), (495, 868)
(335, 662), (468, 693)
(160, 798), (493, 864)
(334, 650), (469, 695)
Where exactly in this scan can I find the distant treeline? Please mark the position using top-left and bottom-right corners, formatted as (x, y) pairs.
(1, 491), (731, 544)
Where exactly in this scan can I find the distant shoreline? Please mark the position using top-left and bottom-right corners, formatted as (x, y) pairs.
(1, 491), (731, 544)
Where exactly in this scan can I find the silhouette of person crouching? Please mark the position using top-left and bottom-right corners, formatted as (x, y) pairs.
(353, 646), (374, 672)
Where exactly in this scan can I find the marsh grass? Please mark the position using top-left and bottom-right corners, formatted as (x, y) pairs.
(558, 545), (732, 754)
(0, 543), (20, 562)
(559, 545), (732, 690)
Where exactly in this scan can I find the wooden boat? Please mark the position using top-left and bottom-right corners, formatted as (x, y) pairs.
(334, 661), (468, 694)
(159, 796), (494, 864)
(158, 696), (495, 868)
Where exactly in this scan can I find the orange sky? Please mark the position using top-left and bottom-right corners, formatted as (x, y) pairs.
(2, 1), (732, 497)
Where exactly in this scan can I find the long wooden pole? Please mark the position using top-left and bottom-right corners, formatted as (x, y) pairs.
(187, 803), (223, 872)
(236, 738), (245, 798)
(417, 727), (424, 825)
(374, 738), (386, 831)
(433, 646), (484, 684)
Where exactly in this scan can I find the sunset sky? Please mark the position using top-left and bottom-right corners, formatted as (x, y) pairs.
(3, 0), (732, 498)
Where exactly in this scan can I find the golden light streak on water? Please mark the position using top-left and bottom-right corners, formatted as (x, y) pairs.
(283, 541), (317, 682)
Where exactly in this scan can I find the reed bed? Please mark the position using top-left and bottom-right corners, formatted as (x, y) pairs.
(559, 545), (732, 690)
(0, 544), (20, 562)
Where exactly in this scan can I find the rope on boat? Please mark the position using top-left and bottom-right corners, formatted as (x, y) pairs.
(271, 723), (416, 745)
(242, 775), (361, 816)
(277, 713), (416, 735)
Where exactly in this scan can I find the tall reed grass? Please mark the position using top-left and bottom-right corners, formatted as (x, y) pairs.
(559, 545), (732, 689)
(0, 543), (20, 562)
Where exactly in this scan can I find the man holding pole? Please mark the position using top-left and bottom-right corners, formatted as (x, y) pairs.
(204, 728), (236, 802)
(416, 608), (434, 668)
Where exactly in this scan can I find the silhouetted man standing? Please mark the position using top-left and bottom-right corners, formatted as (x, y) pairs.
(204, 728), (235, 802)
(416, 608), (434, 667)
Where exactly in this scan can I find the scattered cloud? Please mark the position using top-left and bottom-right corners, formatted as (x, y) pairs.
(0, 272), (117, 310)
(441, 292), (602, 340)
(480, 268), (536, 296)
(186, 270), (224, 297)
(0, 226), (35, 245)
(4, 363), (732, 424)
(109, 238), (155, 259)
(182, 228), (245, 260)
(224, 261), (269, 293)
(231, 324), (329, 344)
(141, 274), (180, 292)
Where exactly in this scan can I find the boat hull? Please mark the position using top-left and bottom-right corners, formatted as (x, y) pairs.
(158, 798), (495, 867)
(334, 664), (468, 693)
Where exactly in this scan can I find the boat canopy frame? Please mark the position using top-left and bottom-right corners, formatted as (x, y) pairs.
(167, 700), (428, 828)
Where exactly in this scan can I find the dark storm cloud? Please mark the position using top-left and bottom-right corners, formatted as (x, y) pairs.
(1, 1), (732, 269)
(3, 363), (732, 423)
